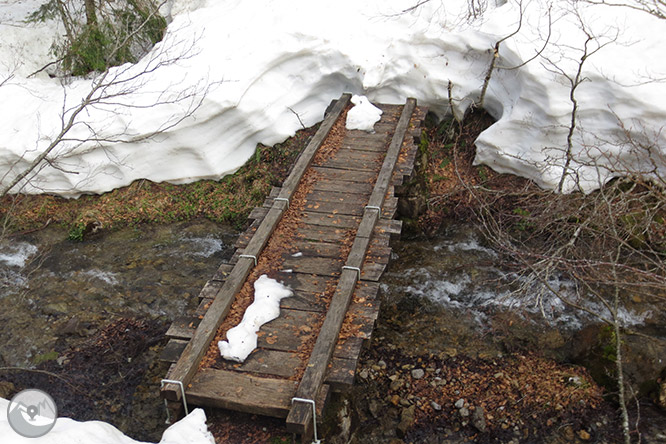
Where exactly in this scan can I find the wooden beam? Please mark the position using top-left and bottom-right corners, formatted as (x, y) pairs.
(161, 94), (350, 402)
(286, 99), (417, 435)
(187, 369), (298, 418)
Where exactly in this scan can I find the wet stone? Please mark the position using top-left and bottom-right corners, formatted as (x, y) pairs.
(411, 368), (425, 379)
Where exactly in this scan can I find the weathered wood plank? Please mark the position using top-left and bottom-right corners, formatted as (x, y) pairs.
(257, 309), (322, 352)
(249, 206), (269, 221)
(231, 349), (302, 378)
(165, 316), (201, 340)
(161, 259), (254, 401)
(330, 148), (384, 161)
(366, 99), (416, 210)
(160, 339), (188, 363)
(361, 262), (387, 282)
(198, 279), (224, 302)
(333, 337), (365, 360)
(301, 212), (360, 229)
(187, 369), (298, 418)
(281, 256), (343, 277)
(278, 95), (351, 200)
(303, 200), (365, 217)
(276, 273), (332, 294)
(304, 190), (368, 204)
(297, 225), (351, 244)
(194, 297), (214, 318)
(325, 357), (357, 392)
(286, 268), (360, 432)
(310, 167), (377, 183)
(280, 290), (328, 313)
(290, 240), (341, 258)
(312, 180), (374, 195)
(319, 157), (381, 172)
(287, 100), (417, 434)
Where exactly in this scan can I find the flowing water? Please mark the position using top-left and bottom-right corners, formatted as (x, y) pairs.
(1, 219), (664, 442)
(0, 219), (237, 440)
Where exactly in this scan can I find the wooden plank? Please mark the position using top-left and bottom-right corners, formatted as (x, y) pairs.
(276, 273), (332, 294)
(286, 268), (359, 433)
(230, 349), (302, 378)
(333, 337), (364, 360)
(165, 316), (201, 340)
(278, 94), (351, 199)
(340, 140), (388, 152)
(160, 339), (188, 363)
(310, 166), (376, 183)
(303, 200), (365, 216)
(282, 256), (343, 277)
(297, 225), (351, 244)
(346, 300), (381, 339)
(367, 99), (416, 210)
(187, 369), (298, 418)
(249, 206), (269, 221)
(198, 279), (223, 301)
(194, 297), (214, 317)
(312, 180), (374, 195)
(291, 240), (341, 258)
(330, 148), (384, 161)
(280, 290), (328, 313)
(257, 309), (322, 352)
(287, 100), (418, 434)
(354, 281), (381, 301)
(304, 190), (368, 204)
(325, 357), (358, 392)
(164, 95), (352, 401)
(319, 157), (381, 172)
(301, 211), (360, 229)
(161, 258), (254, 401)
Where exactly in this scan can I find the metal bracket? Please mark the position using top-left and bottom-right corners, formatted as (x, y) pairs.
(291, 397), (321, 444)
(274, 197), (290, 209)
(342, 265), (361, 281)
(161, 379), (189, 424)
(239, 254), (257, 266)
(364, 205), (381, 212)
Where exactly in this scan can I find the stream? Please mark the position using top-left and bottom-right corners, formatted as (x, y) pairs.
(1, 219), (664, 442)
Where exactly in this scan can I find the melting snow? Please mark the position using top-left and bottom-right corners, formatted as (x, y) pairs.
(218, 274), (292, 362)
(346, 95), (383, 132)
(1, 0), (664, 196)
(0, 397), (215, 444)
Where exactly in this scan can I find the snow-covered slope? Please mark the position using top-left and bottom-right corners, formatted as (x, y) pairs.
(0, 397), (215, 444)
(0, 0), (664, 195)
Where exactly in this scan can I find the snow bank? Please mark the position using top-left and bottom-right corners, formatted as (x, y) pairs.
(346, 95), (383, 132)
(218, 274), (292, 362)
(1, 0), (665, 195)
(0, 397), (215, 444)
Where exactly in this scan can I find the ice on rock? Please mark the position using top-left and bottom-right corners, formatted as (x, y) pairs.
(218, 274), (292, 363)
(346, 95), (383, 132)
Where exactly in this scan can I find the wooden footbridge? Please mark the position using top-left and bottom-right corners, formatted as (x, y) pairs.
(160, 94), (427, 440)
